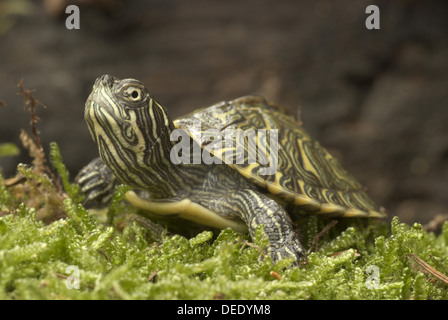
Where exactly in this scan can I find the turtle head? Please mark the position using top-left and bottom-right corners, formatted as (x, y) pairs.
(84, 75), (174, 189)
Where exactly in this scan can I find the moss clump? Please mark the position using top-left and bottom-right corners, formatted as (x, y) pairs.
(0, 143), (447, 300)
(0, 143), (20, 158)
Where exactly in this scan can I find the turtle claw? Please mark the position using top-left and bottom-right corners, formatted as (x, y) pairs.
(272, 242), (306, 267)
(269, 233), (307, 266)
(75, 157), (117, 208)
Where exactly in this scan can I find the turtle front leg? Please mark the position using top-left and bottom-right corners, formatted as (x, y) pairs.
(232, 188), (306, 265)
(75, 157), (118, 207)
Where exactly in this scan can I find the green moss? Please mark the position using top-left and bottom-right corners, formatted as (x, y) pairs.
(49, 142), (80, 201)
(0, 142), (447, 300)
(0, 143), (20, 158)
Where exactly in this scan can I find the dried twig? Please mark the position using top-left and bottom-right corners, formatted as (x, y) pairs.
(17, 79), (62, 193)
(241, 239), (267, 258)
(17, 79), (47, 151)
(423, 214), (448, 233)
(330, 248), (360, 258)
(308, 220), (338, 254)
(20, 129), (46, 174)
(147, 271), (157, 283)
(2, 175), (27, 187)
(409, 253), (448, 286)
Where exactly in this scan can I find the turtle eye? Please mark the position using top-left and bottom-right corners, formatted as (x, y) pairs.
(131, 90), (139, 99)
(124, 87), (144, 102)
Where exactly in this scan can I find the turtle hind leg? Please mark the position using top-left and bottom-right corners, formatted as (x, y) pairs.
(75, 157), (118, 208)
(232, 188), (306, 265)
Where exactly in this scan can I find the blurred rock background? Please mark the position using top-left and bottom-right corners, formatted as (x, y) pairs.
(0, 0), (447, 225)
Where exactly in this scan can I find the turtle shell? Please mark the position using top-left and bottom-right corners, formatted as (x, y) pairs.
(174, 96), (385, 218)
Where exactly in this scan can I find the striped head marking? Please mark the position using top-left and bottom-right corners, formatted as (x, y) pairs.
(85, 75), (172, 189)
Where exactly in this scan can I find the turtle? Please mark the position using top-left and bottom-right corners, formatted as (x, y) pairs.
(76, 74), (386, 264)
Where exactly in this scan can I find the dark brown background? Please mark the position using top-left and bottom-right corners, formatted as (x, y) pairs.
(1, 0), (447, 225)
